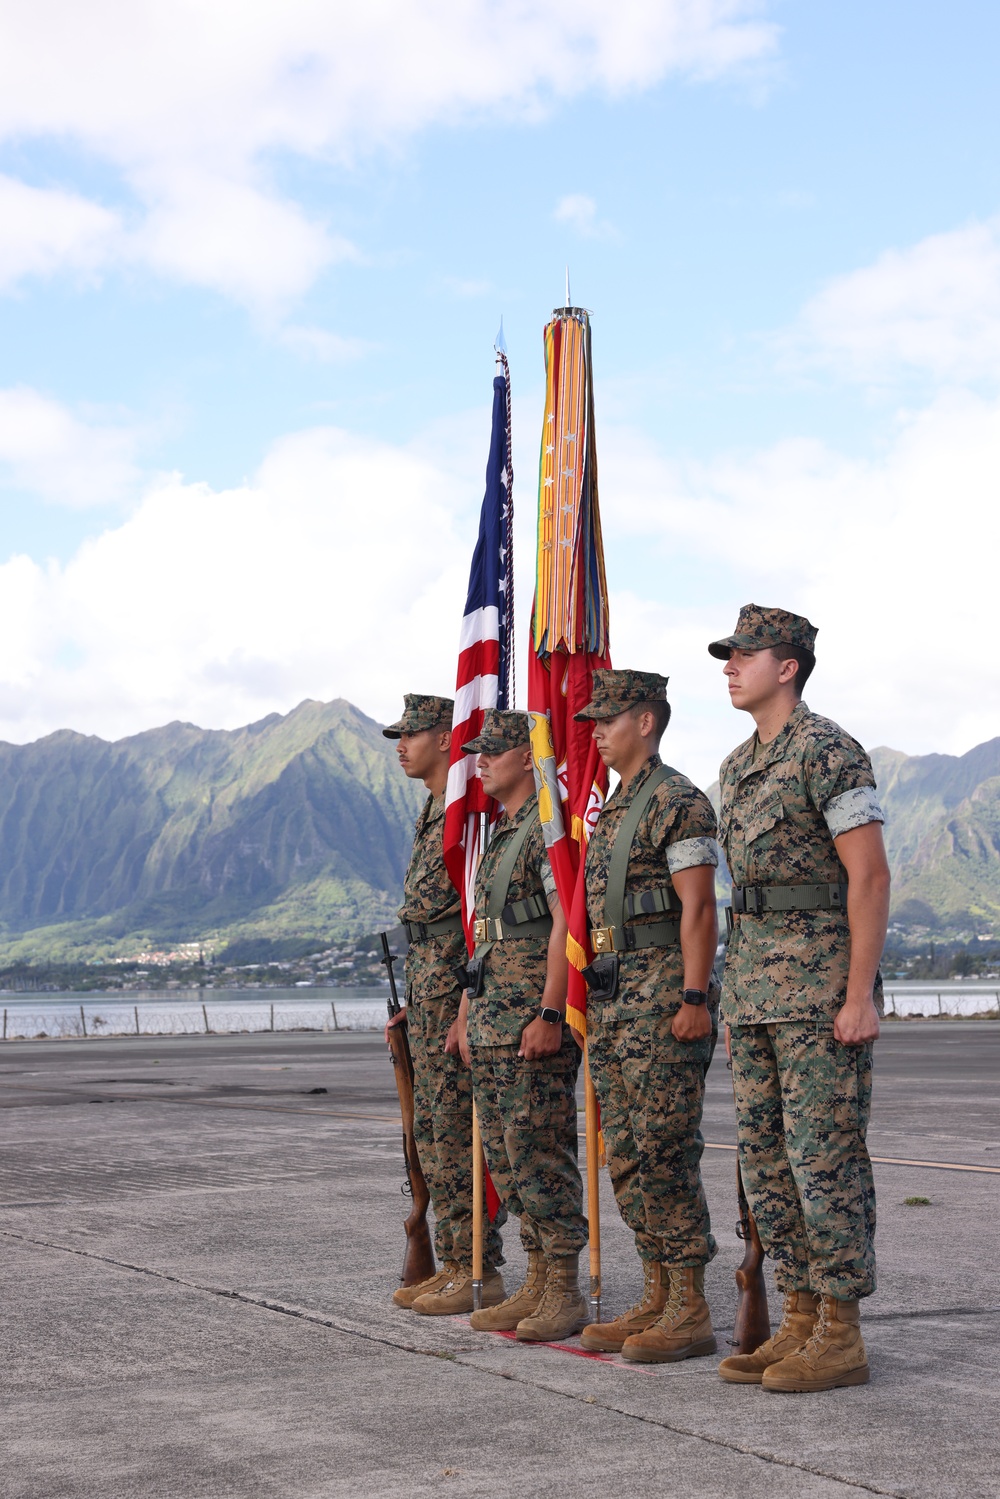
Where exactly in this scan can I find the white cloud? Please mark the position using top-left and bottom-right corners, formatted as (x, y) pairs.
(0, 387), (142, 509)
(0, 424), (477, 742)
(0, 387), (996, 792)
(793, 216), (1000, 383)
(594, 390), (1000, 786)
(553, 193), (618, 241)
(278, 324), (370, 362)
(0, 1), (777, 305)
(0, 174), (121, 290)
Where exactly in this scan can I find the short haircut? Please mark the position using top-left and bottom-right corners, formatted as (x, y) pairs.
(768, 644), (815, 697)
(630, 699), (671, 741)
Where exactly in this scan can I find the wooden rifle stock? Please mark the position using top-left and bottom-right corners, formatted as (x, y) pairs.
(380, 934), (436, 1287)
(732, 1156), (771, 1355)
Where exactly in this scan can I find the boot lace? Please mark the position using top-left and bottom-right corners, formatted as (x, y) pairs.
(619, 1264), (659, 1321)
(797, 1296), (832, 1356)
(657, 1273), (685, 1329)
(493, 1260), (544, 1311)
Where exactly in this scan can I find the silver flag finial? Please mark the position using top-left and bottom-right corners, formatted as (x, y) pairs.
(494, 317), (507, 355)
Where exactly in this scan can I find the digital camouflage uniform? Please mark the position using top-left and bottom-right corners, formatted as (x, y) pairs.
(463, 712), (586, 1264)
(711, 607), (885, 1300)
(385, 694), (505, 1269)
(578, 672), (720, 1269)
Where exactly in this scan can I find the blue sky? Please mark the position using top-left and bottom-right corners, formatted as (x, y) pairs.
(0, 1), (998, 788)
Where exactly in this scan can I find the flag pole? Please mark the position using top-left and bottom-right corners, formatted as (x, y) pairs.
(583, 1041), (602, 1319)
(471, 1099), (485, 1311)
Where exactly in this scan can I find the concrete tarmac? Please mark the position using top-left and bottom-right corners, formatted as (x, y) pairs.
(1, 1022), (997, 1499)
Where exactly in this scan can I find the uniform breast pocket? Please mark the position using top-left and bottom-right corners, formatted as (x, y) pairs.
(744, 794), (785, 844)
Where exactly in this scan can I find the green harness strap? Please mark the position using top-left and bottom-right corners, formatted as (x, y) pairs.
(474, 808), (553, 962)
(602, 764), (683, 950)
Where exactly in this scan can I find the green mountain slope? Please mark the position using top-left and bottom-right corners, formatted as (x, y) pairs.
(872, 739), (1000, 929)
(0, 700), (424, 962)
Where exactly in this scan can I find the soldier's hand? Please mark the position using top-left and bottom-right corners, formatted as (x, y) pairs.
(834, 994), (881, 1045)
(384, 1007), (407, 1044)
(445, 1009), (471, 1067)
(519, 1016), (563, 1060)
(671, 1002), (713, 1043)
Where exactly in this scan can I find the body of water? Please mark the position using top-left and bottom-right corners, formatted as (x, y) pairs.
(0, 980), (995, 1040)
(0, 986), (391, 1040)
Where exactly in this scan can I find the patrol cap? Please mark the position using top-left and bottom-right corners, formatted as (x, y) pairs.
(707, 604), (818, 661)
(573, 668), (669, 722)
(382, 693), (455, 739)
(461, 708), (531, 755)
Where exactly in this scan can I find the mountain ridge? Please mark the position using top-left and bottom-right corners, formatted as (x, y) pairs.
(0, 698), (425, 963)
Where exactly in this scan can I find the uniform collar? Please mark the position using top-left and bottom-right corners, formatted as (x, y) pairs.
(733, 700), (810, 784)
(609, 752), (661, 805)
(495, 789), (538, 833)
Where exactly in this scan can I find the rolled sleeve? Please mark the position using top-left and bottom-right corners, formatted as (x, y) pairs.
(541, 859), (558, 902)
(823, 786), (885, 839)
(666, 835), (719, 874)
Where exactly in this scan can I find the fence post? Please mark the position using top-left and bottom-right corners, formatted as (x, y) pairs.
(202, 1002), (210, 1034)
(270, 1002), (274, 1032)
(331, 1001), (340, 1032)
(80, 1004), (87, 1038)
(134, 1005), (140, 1037)
(937, 992), (942, 1015)
(2, 1008), (6, 1041)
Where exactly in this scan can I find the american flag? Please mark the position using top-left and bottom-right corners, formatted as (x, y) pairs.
(443, 345), (515, 946)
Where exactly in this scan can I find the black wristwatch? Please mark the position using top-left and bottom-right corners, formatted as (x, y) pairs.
(538, 1006), (563, 1024)
(681, 989), (708, 1007)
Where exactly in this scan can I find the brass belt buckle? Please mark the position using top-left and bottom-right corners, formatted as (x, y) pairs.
(473, 918), (488, 944)
(591, 926), (615, 954)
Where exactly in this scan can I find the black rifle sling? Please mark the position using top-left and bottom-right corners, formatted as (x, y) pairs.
(603, 764), (679, 935)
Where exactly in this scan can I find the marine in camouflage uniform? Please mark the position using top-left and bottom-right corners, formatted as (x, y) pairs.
(710, 605), (890, 1393)
(575, 669), (722, 1362)
(458, 709), (588, 1342)
(383, 694), (505, 1314)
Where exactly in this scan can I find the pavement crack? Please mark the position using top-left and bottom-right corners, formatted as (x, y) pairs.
(0, 1224), (919, 1496)
(450, 1354), (911, 1498)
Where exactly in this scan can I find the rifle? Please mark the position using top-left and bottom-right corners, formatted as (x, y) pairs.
(380, 933), (436, 1288)
(731, 1155), (771, 1355)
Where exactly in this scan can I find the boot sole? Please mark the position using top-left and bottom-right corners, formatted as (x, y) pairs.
(763, 1365), (870, 1393)
(414, 1290), (506, 1317)
(621, 1335), (719, 1364)
(515, 1317), (588, 1343)
(717, 1365), (765, 1385)
(470, 1315), (527, 1332)
(580, 1321), (662, 1353)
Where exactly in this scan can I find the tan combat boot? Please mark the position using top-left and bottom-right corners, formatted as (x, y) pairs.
(470, 1249), (547, 1331)
(718, 1289), (819, 1383)
(392, 1263), (455, 1309)
(412, 1263), (505, 1316)
(580, 1260), (668, 1352)
(762, 1295), (869, 1391)
(514, 1254), (588, 1342)
(621, 1267), (718, 1363)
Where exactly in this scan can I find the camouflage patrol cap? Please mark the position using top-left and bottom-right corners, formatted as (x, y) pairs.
(461, 708), (531, 755)
(708, 603), (818, 661)
(573, 668), (669, 722)
(382, 693), (455, 739)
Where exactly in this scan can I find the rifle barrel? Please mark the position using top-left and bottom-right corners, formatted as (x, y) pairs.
(380, 931), (402, 1017)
